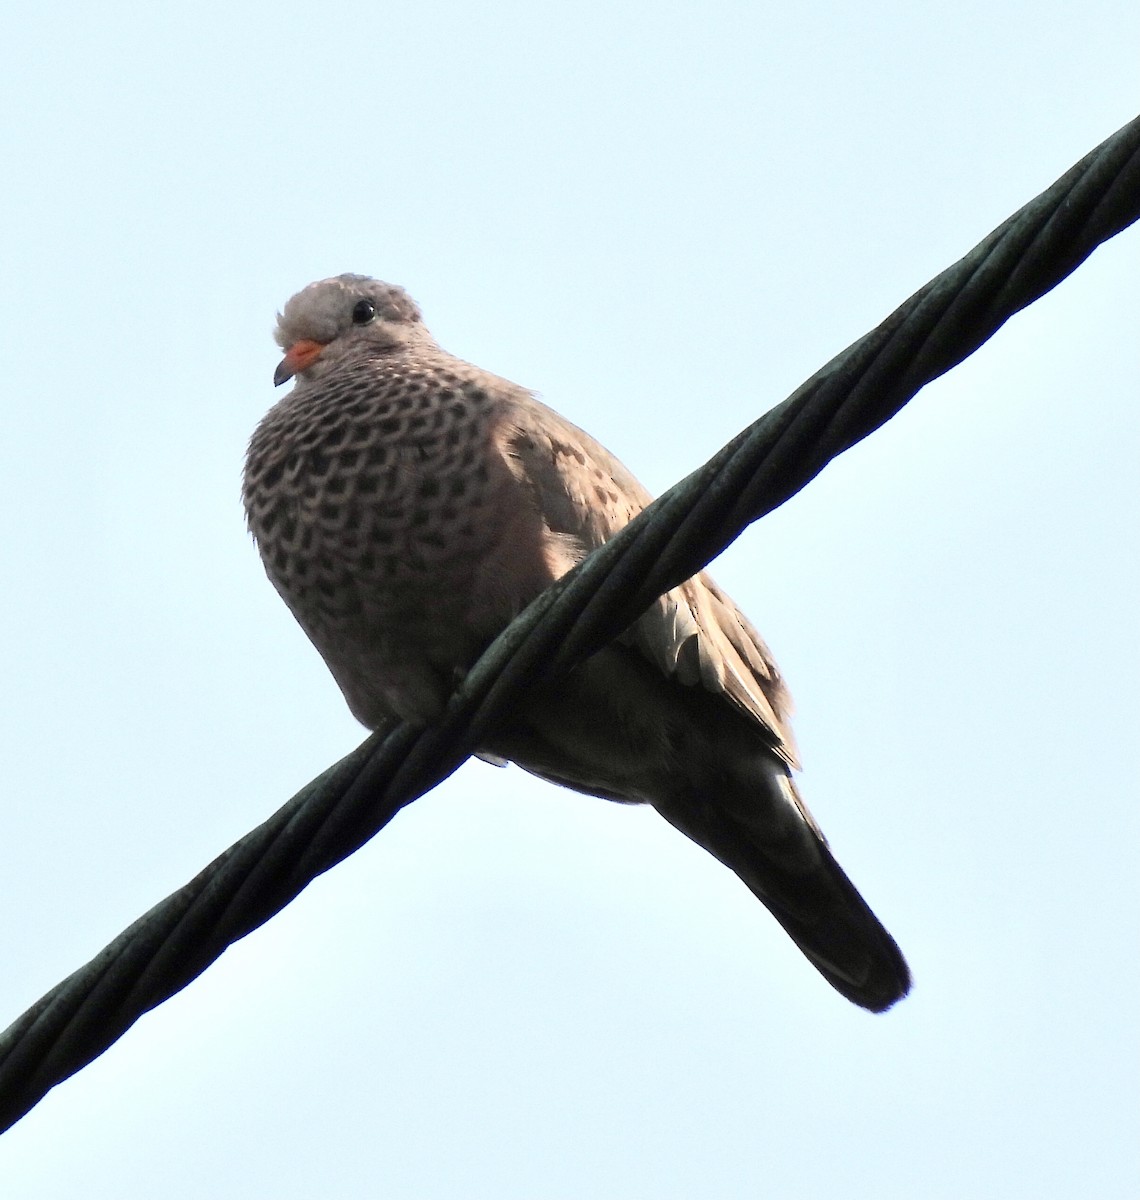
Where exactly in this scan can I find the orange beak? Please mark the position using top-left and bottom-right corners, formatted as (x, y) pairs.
(273, 338), (326, 386)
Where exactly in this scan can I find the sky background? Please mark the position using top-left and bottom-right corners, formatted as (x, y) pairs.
(1, 3), (1138, 1197)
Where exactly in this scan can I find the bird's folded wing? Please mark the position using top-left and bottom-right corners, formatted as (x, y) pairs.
(499, 394), (798, 766)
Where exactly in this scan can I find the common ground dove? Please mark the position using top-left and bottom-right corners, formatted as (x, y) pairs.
(243, 274), (911, 1011)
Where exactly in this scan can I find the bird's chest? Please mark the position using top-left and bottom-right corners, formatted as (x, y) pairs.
(249, 390), (523, 629)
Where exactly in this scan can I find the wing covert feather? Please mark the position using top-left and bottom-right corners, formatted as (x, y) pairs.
(497, 395), (798, 765)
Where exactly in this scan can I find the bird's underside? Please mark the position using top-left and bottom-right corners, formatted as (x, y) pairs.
(244, 272), (911, 1012)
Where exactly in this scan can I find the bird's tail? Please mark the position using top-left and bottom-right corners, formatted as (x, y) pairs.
(484, 646), (910, 1012)
(652, 763), (910, 1012)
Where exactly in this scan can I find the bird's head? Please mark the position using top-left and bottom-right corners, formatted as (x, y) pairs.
(272, 274), (429, 386)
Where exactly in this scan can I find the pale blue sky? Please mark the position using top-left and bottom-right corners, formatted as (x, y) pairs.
(1, 3), (1138, 1197)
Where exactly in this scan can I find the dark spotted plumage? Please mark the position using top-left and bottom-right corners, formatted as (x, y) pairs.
(243, 274), (911, 1011)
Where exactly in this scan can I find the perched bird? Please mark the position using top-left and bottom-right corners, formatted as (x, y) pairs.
(244, 274), (911, 1011)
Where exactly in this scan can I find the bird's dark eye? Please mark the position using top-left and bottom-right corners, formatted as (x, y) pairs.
(352, 299), (376, 325)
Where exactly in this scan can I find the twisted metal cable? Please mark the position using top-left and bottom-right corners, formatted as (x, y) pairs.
(2, 113), (1137, 1133)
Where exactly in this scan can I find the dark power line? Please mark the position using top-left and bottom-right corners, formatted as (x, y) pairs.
(1, 112), (1137, 1133)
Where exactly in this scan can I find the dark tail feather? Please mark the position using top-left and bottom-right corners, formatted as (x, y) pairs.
(484, 646), (910, 1011)
(654, 776), (911, 1013)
